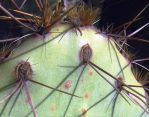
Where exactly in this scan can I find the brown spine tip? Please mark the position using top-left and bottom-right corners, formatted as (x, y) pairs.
(79, 44), (92, 63)
(115, 77), (124, 91)
(15, 61), (33, 81)
(81, 108), (87, 117)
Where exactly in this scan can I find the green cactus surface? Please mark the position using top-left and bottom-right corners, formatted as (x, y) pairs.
(0, 24), (147, 117)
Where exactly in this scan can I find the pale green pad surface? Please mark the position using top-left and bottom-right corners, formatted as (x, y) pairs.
(0, 25), (146, 117)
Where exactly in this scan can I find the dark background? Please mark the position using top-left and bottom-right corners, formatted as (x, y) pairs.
(84, 0), (149, 74)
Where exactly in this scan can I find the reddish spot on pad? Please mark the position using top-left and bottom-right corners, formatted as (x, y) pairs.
(64, 80), (72, 90)
(84, 92), (90, 99)
(88, 69), (93, 76)
(50, 104), (57, 112)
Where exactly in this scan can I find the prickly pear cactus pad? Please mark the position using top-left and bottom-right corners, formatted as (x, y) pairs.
(0, 24), (147, 117)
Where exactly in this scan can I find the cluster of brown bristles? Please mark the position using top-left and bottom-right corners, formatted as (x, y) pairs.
(0, 0), (99, 62)
(0, 0), (99, 36)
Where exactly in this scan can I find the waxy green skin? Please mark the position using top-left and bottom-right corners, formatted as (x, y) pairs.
(0, 24), (146, 117)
